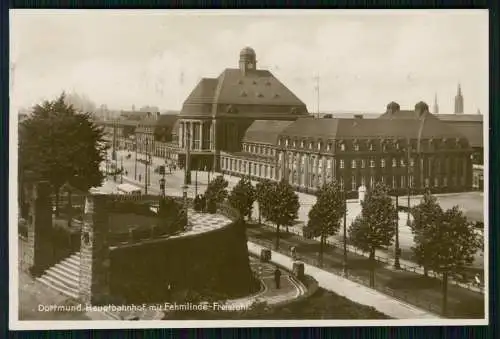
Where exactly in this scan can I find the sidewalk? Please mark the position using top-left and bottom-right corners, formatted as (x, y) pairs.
(258, 222), (484, 294)
(246, 225), (484, 318)
(246, 241), (439, 319)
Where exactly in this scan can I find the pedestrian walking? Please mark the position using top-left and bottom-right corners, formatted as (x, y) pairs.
(474, 273), (481, 287)
(290, 246), (297, 261)
(274, 266), (281, 289)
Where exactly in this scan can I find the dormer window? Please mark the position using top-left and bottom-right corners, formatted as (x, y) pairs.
(327, 143), (331, 151)
(369, 143), (374, 151)
(340, 143), (346, 151)
(309, 142), (313, 150)
(354, 144), (359, 151)
(285, 139), (289, 147)
(301, 140), (305, 148)
(318, 142), (322, 151)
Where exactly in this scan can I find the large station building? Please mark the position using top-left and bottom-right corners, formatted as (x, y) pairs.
(96, 47), (484, 194)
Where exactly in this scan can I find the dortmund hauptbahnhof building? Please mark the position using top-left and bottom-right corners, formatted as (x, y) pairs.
(97, 47), (484, 194)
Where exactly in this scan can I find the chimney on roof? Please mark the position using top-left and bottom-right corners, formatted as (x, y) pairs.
(354, 114), (363, 119)
(386, 101), (400, 115)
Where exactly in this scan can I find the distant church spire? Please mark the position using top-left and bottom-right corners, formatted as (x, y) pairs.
(454, 83), (464, 114)
(433, 92), (439, 114)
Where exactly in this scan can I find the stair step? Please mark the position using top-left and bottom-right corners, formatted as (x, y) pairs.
(56, 259), (80, 272)
(46, 266), (80, 285)
(37, 276), (79, 299)
(53, 261), (80, 277)
(39, 272), (79, 293)
(65, 255), (81, 266)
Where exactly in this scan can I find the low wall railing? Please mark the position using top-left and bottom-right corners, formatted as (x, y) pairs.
(255, 221), (484, 296)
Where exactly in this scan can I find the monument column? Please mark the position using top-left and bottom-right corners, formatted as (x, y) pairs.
(26, 181), (53, 276)
(79, 194), (110, 306)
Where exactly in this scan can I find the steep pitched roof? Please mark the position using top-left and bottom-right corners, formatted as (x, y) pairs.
(444, 122), (483, 148)
(279, 114), (466, 142)
(435, 114), (483, 122)
(215, 69), (306, 108)
(181, 68), (308, 117)
(379, 110), (470, 140)
(183, 78), (219, 105)
(243, 120), (295, 145)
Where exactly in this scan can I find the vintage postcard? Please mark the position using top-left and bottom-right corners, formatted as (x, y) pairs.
(9, 9), (488, 330)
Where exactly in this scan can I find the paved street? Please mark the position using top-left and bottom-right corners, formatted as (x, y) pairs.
(104, 150), (484, 270)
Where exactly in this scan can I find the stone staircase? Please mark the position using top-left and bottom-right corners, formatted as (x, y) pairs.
(35, 252), (164, 320)
(36, 252), (81, 299)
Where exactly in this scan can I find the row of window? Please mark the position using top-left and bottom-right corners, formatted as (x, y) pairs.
(282, 156), (461, 171)
(221, 157), (276, 179)
(287, 172), (466, 190)
(279, 138), (464, 152)
(243, 143), (276, 156)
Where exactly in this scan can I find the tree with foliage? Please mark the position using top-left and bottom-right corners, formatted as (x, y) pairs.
(305, 181), (346, 267)
(229, 177), (256, 222)
(418, 206), (481, 316)
(348, 183), (397, 287)
(204, 175), (229, 213)
(409, 192), (443, 277)
(19, 93), (107, 215)
(255, 179), (273, 224)
(265, 179), (300, 250)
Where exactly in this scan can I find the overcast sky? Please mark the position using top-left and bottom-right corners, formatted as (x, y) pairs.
(10, 9), (488, 115)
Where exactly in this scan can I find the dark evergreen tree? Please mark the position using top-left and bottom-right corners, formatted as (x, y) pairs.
(305, 181), (346, 267)
(349, 183), (397, 287)
(19, 93), (107, 215)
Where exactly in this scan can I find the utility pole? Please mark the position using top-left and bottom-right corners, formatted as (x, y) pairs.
(120, 156), (123, 184)
(407, 138), (412, 226)
(314, 74), (320, 119)
(145, 139), (149, 195)
(113, 120), (118, 182)
(343, 185), (348, 277)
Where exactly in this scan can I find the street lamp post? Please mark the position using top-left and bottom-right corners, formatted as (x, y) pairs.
(184, 127), (192, 185)
(195, 166), (198, 197)
(394, 191), (401, 269)
(134, 138), (138, 181)
(159, 177), (166, 197)
(120, 156), (123, 184)
(182, 184), (189, 226)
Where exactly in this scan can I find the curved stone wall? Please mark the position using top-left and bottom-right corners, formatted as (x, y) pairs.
(108, 218), (255, 304)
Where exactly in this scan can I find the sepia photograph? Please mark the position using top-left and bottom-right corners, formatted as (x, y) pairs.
(9, 9), (488, 329)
